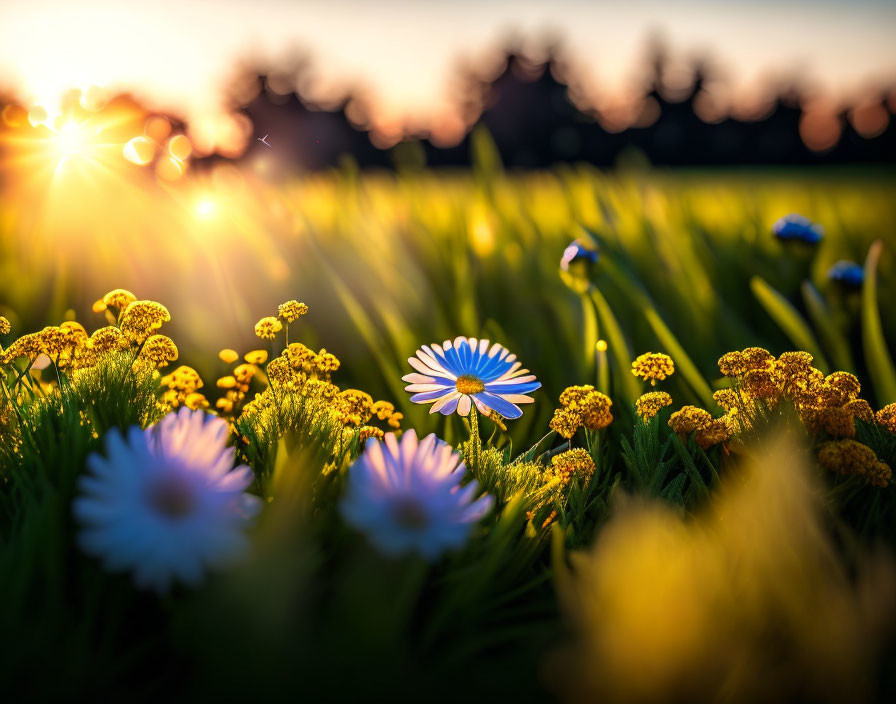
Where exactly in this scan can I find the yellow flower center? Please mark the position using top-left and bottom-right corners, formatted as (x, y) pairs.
(455, 374), (485, 395)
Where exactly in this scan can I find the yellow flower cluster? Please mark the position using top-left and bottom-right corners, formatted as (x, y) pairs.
(252, 298), (310, 342)
(690, 347), (893, 485)
(550, 385), (613, 438)
(635, 391), (672, 421)
(120, 300), (171, 343)
(160, 365), (208, 410)
(238, 303), (400, 443)
(666, 405), (733, 450)
(137, 334), (178, 369)
(668, 405), (713, 435)
(214, 352), (262, 415)
(254, 316), (282, 340)
(631, 352), (675, 386)
(546, 448), (596, 486)
(278, 300), (309, 323)
(0, 316), (10, 335)
(817, 440), (892, 488)
(219, 348), (240, 364)
(877, 404), (896, 434)
(711, 348), (875, 440)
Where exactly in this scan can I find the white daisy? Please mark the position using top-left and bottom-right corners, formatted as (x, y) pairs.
(73, 407), (261, 593)
(340, 430), (493, 560)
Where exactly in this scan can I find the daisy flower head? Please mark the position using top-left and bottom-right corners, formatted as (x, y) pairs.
(73, 407), (261, 593)
(340, 430), (493, 560)
(772, 214), (823, 245)
(403, 337), (541, 419)
(828, 260), (864, 288)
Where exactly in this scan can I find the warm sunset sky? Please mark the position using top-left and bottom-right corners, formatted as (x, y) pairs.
(2, 0), (895, 135)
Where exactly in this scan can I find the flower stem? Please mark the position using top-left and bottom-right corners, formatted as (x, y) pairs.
(468, 405), (481, 472)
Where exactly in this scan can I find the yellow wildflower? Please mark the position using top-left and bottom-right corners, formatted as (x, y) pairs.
(233, 363), (257, 385)
(875, 404), (896, 434)
(817, 440), (892, 487)
(694, 417), (733, 450)
(559, 385), (597, 407)
(775, 351), (814, 375)
(0, 332), (42, 363)
(713, 388), (740, 413)
(335, 389), (374, 426)
(636, 391), (673, 421)
(388, 412), (403, 429)
(579, 393), (614, 430)
(285, 342), (315, 370)
(161, 365), (204, 399)
(102, 288), (137, 311)
(631, 352), (675, 386)
(801, 407), (855, 438)
(185, 392), (209, 411)
(278, 300), (309, 323)
(312, 349), (340, 375)
(36, 326), (71, 357)
(216, 398), (234, 414)
(547, 448), (596, 486)
(254, 316), (282, 340)
(741, 347), (775, 372)
(301, 379), (339, 401)
(819, 372), (861, 407)
(550, 407), (581, 439)
(60, 321), (88, 341)
(120, 300), (170, 341)
(668, 406), (713, 436)
(244, 349), (268, 365)
(844, 399), (874, 424)
(741, 369), (782, 402)
(218, 348), (239, 364)
(217, 375), (237, 389)
(139, 334), (178, 368)
(359, 426), (385, 442)
(718, 351), (746, 377)
(371, 400), (395, 420)
(89, 326), (126, 354)
(265, 357), (295, 387)
(558, 386), (613, 430)
(0, 316), (10, 335)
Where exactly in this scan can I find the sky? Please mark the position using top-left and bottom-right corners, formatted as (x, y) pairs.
(2, 0), (895, 149)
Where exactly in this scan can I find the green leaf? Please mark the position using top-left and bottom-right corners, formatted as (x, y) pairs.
(862, 240), (896, 404)
(800, 280), (855, 373)
(588, 286), (641, 406)
(750, 275), (829, 373)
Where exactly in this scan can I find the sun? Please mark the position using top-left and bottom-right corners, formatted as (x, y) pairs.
(53, 121), (93, 160)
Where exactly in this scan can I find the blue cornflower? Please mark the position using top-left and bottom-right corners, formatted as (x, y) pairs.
(340, 430), (493, 560)
(560, 241), (599, 272)
(772, 214), (824, 244)
(828, 260), (864, 287)
(403, 337), (540, 419)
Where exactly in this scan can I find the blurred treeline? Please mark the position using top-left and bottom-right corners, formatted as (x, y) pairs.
(228, 40), (896, 171)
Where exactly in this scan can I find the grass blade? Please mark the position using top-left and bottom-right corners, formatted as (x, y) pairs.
(862, 240), (896, 404)
(750, 275), (829, 373)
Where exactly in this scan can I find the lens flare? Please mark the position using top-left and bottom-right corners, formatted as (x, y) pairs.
(54, 121), (92, 160)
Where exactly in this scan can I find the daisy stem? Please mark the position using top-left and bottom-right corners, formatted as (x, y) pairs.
(468, 405), (481, 472)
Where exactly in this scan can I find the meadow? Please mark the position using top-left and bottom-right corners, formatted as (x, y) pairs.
(2, 147), (896, 701)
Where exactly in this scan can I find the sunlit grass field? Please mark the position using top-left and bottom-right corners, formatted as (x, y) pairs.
(2, 155), (896, 700)
(2, 160), (894, 441)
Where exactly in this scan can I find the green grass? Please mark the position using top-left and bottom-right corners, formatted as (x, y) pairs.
(1, 163), (895, 699)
